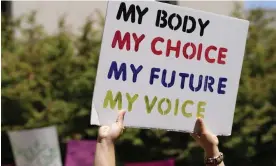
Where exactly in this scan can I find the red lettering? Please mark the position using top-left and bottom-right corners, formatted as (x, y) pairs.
(166, 39), (181, 58)
(217, 47), (227, 64)
(151, 37), (164, 55)
(182, 42), (196, 59)
(197, 43), (203, 60)
(150, 36), (228, 65)
(111, 30), (130, 50)
(205, 45), (217, 63)
(132, 33), (145, 52)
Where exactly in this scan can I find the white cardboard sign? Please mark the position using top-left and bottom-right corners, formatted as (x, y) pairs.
(91, 1), (249, 135)
(8, 126), (62, 166)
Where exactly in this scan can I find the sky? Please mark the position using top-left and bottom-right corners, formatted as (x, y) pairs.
(244, 1), (276, 9)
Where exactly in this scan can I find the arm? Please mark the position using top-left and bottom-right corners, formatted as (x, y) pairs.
(94, 111), (126, 166)
(94, 134), (116, 166)
(204, 144), (224, 166)
(191, 118), (225, 166)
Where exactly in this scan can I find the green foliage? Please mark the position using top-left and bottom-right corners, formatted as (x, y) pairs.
(223, 8), (276, 166)
(2, 8), (276, 166)
(1, 11), (103, 141)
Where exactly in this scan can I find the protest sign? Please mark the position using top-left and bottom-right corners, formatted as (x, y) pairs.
(91, 1), (249, 135)
(8, 126), (62, 166)
(65, 140), (96, 166)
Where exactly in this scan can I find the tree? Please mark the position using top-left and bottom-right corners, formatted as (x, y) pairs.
(1, 11), (103, 140)
(221, 7), (276, 166)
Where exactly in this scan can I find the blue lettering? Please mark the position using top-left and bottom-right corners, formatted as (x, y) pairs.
(218, 77), (227, 94)
(150, 68), (160, 85)
(130, 64), (143, 83)
(204, 76), (209, 91)
(107, 61), (127, 81)
(207, 76), (214, 92)
(189, 74), (203, 92)
(179, 72), (189, 89)
(161, 69), (176, 88)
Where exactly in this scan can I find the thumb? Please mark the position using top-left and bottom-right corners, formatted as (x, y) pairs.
(195, 118), (207, 134)
(116, 110), (126, 127)
(190, 133), (200, 142)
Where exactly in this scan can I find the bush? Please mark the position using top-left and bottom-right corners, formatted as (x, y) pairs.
(1, 11), (103, 140)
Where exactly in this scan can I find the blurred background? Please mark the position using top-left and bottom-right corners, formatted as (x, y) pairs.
(1, 1), (276, 166)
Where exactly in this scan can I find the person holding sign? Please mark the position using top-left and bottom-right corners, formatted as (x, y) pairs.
(94, 111), (126, 166)
(94, 111), (225, 166)
(91, 0), (249, 136)
(92, 1), (248, 165)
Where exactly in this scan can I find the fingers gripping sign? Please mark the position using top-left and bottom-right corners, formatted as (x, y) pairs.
(191, 118), (223, 166)
(95, 110), (126, 166)
(98, 110), (126, 142)
(191, 118), (219, 150)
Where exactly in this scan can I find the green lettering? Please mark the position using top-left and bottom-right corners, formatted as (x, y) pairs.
(144, 95), (158, 114)
(174, 99), (179, 116)
(197, 101), (206, 118)
(158, 98), (171, 115)
(181, 100), (193, 118)
(126, 93), (139, 112)
(103, 90), (122, 110)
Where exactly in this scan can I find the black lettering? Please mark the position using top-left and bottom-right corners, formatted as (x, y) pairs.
(198, 19), (210, 37)
(116, 2), (136, 23)
(168, 13), (182, 30)
(182, 15), (188, 32)
(156, 10), (167, 28)
(186, 16), (196, 33)
(136, 5), (149, 24)
(155, 10), (211, 37)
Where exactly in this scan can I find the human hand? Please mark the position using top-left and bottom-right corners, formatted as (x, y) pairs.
(191, 118), (220, 158)
(97, 110), (126, 143)
(95, 111), (126, 166)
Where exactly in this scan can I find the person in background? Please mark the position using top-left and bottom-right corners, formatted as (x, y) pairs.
(94, 110), (224, 166)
